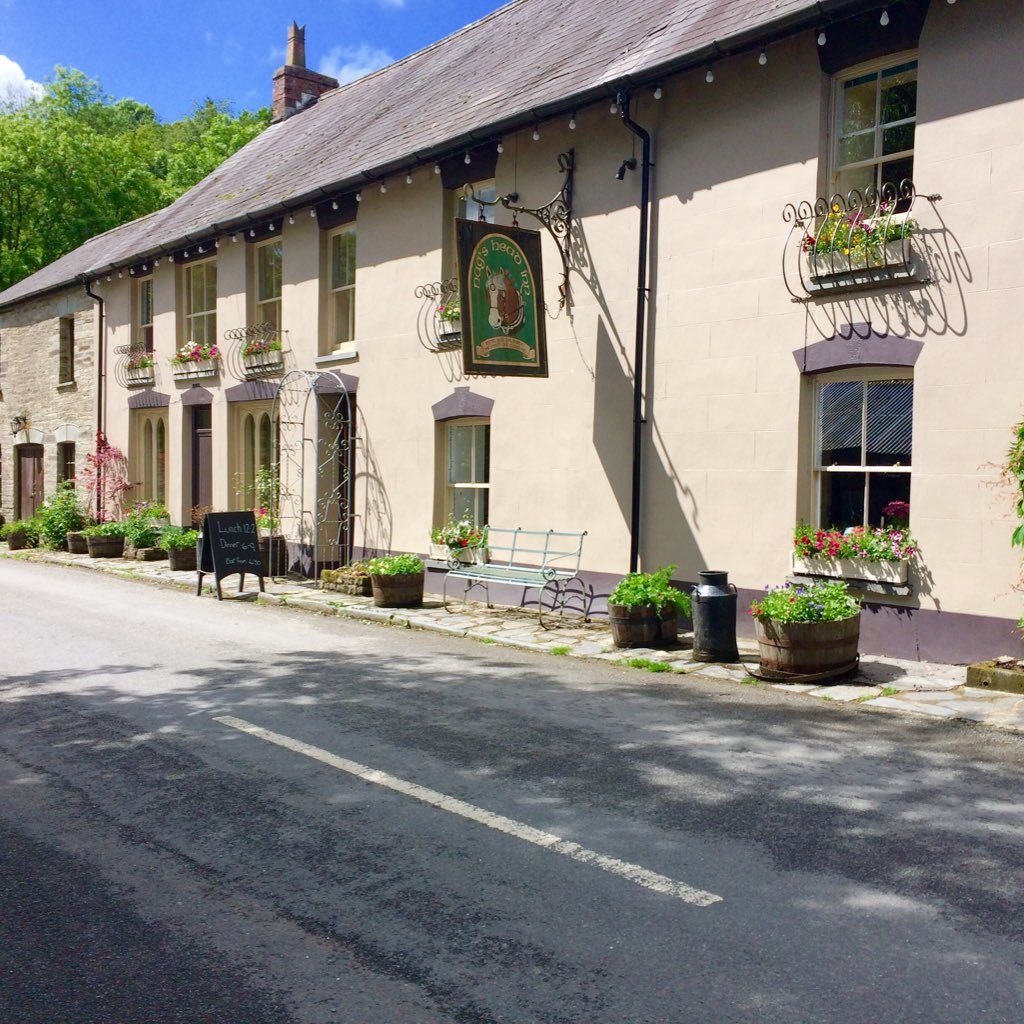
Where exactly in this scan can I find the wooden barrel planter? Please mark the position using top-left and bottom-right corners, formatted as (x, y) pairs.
(370, 571), (425, 608)
(66, 531), (89, 554)
(85, 535), (126, 558)
(754, 613), (861, 681)
(608, 603), (678, 648)
(168, 546), (198, 572)
(4, 530), (30, 551)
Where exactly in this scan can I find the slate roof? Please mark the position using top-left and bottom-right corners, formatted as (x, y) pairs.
(0, 0), (868, 310)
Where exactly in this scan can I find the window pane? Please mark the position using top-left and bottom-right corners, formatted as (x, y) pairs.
(259, 243), (282, 301)
(820, 471), (865, 530)
(449, 425), (474, 484)
(880, 66), (916, 124)
(880, 155), (914, 196)
(331, 230), (356, 290)
(204, 264), (217, 311)
(834, 165), (875, 200)
(140, 279), (153, 325)
(156, 420), (166, 504)
(840, 75), (877, 136)
(144, 421), (154, 499)
(451, 487), (487, 524)
(882, 122), (915, 156)
(839, 131), (875, 166)
(259, 414), (273, 470)
(866, 379), (913, 466)
(818, 381), (863, 466)
(867, 472), (911, 527)
(464, 184), (497, 224)
(332, 289), (354, 346)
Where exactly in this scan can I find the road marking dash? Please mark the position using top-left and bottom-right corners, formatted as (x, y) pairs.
(214, 714), (722, 907)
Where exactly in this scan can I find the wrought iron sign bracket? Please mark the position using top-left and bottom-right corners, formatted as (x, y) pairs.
(468, 149), (575, 311)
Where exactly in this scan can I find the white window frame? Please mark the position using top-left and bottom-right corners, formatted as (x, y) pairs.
(327, 224), (356, 354)
(184, 259), (217, 346)
(134, 276), (154, 353)
(445, 418), (490, 525)
(255, 240), (282, 331)
(830, 51), (917, 198)
(812, 366), (913, 531)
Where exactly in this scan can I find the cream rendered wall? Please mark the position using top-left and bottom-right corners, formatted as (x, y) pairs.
(92, 0), (1023, 633)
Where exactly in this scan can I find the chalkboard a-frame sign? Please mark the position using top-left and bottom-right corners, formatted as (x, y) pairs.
(196, 511), (266, 600)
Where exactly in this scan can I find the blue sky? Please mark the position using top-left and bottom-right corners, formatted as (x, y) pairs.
(0, 0), (506, 120)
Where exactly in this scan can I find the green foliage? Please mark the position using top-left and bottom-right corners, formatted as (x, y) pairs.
(82, 520), (130, 538)
(430, 515), (487, 549)
(159, 525), (199, 550)
(549, 645), (572, 656)
(0, 69), (270, 293)
(123, 501), (169, 548)
(750, 580), (859, 623)
(35, 482), (88, 548)
(625, 658), (671, 672)
(609, 564), (692, 617)
(1007, 418), (1024, 549)
(1, 518), (41, 545)
(367, 553), (425, 576)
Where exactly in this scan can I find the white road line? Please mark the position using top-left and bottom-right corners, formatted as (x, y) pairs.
(214, 715), (722, 907)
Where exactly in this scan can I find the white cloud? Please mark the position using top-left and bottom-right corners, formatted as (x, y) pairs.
(0, 55), (43, 109)
(318, 43), (394, 85)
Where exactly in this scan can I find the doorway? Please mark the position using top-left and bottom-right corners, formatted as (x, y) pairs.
(191, 406), (212, 515)
(16, 444), (44, 520)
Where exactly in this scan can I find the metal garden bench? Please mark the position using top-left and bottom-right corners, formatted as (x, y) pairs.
(441, 526), (589, 626)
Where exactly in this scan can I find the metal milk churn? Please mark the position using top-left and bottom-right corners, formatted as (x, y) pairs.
(691, 570), (739, 662)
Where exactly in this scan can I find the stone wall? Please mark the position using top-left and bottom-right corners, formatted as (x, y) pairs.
(0, 287), (97, 522)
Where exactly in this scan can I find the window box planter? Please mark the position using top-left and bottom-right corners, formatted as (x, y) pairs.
(438, 317), (462, 343)
(243, 349), (284, 375)
(126, 365), (155, 386)
(172, 358), (219, 381)
(808, 240), (910, 281)
(792, 553), (909, 585)
(429, 542), (487, 564)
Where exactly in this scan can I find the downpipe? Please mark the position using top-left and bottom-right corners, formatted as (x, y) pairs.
(80, 274), (106, 520)
(617, 90), (651, 573)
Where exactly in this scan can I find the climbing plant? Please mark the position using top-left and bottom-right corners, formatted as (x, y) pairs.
(1005, 416), (1024, 629)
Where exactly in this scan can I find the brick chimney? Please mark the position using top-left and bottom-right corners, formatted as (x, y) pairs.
(272, 23), (338, 122)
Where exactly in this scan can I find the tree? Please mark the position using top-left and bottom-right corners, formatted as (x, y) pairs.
(0, 68), (270, 293)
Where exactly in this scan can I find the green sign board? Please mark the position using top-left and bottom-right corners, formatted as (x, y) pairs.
(455, 220), (548, 377)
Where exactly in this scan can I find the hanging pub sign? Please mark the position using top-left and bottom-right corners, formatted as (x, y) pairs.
(455, 219), (548, 377)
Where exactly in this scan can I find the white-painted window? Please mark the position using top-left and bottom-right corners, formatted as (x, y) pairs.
(185, 260), (217, 345)
(135, 276), (154, 352)
(328, 226), (356, 351)
(444, 179), (496, 281)
(135, 411), (167, 504)
(831, 54), (917, 198)
(814, 368), (913, 529)
(446, 420), (490, 525)
(255, 240), (282, 330)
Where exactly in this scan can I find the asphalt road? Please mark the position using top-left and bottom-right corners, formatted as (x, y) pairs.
(2, 557), (1024, 1023)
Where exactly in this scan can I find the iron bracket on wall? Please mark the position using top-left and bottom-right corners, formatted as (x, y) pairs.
(469, 149), (575, 311)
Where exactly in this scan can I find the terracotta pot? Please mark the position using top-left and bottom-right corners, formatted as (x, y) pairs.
(754, 613), (861, 679)
(85, 535), (126, 558)
(370, 571), (424, 608)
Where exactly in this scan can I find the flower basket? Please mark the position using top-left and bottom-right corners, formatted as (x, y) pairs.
(243, 349), (285, 375)
(754, 612), (861, 680)
(126, 365), (155, 386)
(172, 358), (219, 380)
(793, 553), (909, 585)
(429, 542), (487, 564)
(370, 571), (424, 608)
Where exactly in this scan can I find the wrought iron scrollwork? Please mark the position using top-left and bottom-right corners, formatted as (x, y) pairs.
(223, 322), (287, 380)
(414, 279), (462, 350)
(468, 149), (575, 311)
(782, 179), (936, 301)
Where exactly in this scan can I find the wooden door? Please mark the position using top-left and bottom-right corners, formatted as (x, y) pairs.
(191, 407), (212, 513)
(17, 444), (44, 520)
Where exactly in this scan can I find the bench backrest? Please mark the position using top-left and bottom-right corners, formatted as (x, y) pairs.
(484, 526), (586, 575)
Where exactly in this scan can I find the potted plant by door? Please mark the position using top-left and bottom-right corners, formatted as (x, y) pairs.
(35, 482), (88, 551)
(81, 521), (130, 558)
(1, 518), (41, 551)
(607, 564), (692, 648)
(367, 553), (426, 608)
(160, 525), (200, 571)
(749, 579), (861, 681)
